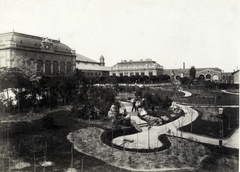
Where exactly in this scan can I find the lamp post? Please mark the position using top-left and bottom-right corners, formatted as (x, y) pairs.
(227, 113), (231, 130)
(219, 108), (223, 146)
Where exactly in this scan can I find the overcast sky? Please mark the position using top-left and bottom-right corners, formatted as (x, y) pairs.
(0, 0), (239, 72)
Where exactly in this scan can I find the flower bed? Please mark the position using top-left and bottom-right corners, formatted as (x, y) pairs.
(68, 127), (211, 171)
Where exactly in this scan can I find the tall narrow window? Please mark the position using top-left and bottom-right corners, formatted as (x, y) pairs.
(53, 61), (58, 75)
(60, 62), (65, 75)
(45, 60), (51, 75)
(67, 62), (71, 75)
(37, 60), (43, 72)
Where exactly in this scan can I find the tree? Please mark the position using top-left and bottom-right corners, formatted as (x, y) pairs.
(181, 77), (190, 85)
(189, 66), (196, 86)
(189, 66), (196, 80)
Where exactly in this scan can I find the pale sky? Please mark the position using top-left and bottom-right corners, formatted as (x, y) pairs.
(0, 0), (239, 72)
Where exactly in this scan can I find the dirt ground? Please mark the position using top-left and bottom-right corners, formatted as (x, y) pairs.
(0, 109), (239, 172)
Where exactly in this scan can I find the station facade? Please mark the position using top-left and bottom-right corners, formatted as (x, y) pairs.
(0, 32), (76, 76)
(163, 68), (224, 81)
(76, 54), (110, 77)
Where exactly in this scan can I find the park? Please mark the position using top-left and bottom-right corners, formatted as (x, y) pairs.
(0, 69), (239, 172)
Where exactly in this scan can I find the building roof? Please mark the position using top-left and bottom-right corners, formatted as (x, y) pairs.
(163, 67), (223, 75)
(77, 63), (110, 71)
(0, 32), (74, 55)
(112, 59), (162, 69)
(232, 70), (239, 75)
(76, 54), (98, 63)
(76, 54), (109, 71)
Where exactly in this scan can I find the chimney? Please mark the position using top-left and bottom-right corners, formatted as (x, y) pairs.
(183, 62), (185, 69)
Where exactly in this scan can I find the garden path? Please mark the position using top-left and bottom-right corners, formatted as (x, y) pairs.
(221, 90), (239, 95)
(114, 101), (239, 149)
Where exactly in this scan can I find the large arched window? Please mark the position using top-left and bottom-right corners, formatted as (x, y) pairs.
(37, 60), (43, 72)
(45, 60), (51, 75)
(27, 59), (34, 67)
(212, 74), (219, 81)
(206, 74), (211, 80)
(26, 59), (36, 74)
(176, 75), (180, 80)
(60, 62), (65, 75)
(16, 58), (26, 70)
(198, 74), (205, 81)
(53, 61), (58, 75)
(66, 62), (71, 75)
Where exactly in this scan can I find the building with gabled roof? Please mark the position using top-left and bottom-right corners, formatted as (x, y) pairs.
(163, 67), (223, 81)
(110, 59), (163, 77)
(76, 54), (109, 77)
(0, 31), (76, 76)
(232, 70), (239, 84)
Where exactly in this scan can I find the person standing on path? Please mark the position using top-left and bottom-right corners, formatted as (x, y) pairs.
(131, 97), (137, 112)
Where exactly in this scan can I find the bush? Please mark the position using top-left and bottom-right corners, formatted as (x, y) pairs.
(41, 116), (54, 129)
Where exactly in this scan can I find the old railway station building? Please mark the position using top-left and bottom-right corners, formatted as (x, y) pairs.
(110, 59), (164, 77)
(76, 54), (110, 77)
(163, 68), (223, 81)
(0, 32), (76, 76)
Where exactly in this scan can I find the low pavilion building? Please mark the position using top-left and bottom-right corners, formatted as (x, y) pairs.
(110, 58), (163, 77)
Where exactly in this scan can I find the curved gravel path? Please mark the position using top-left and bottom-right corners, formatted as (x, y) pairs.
(114, 89), (239, 149)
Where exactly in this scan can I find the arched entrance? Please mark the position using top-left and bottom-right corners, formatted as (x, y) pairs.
(206, 74), (211, 80)
(176, 75), (181, 80)
(212, 74), (219, 81)
(198, 74), (205, 82)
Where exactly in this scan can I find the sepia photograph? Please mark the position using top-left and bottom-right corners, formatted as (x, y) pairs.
(0, 0), (239, 171)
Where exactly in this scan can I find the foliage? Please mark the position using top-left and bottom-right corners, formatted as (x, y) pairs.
(180, 108), (239, 138)
(181, 77), (190, 85)
(0, 68), (117, 118)
(189, 66), (196, 86)
(189, 66), (196, 80)
(41, 116), (54, 130)
(141, 90), (172, 110)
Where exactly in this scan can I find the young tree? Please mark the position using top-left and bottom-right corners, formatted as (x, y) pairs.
(189, 66), (196, 86)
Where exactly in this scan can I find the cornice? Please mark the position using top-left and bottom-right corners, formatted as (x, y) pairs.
(0, 46), (76, 57)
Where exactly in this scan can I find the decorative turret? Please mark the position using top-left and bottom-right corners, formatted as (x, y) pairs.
(100, 55), (105, 66)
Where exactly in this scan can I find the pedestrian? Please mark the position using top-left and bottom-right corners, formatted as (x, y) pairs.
(108, 102), (142, 132)
(131, 97), (137, 112)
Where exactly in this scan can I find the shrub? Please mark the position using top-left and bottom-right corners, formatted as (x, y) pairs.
(41, 116), (54, 129)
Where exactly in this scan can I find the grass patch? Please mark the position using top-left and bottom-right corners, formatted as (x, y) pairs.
(180, 108), (239, 138)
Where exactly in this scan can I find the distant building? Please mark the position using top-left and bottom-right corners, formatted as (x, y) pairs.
(110, 59), (163, 77)
(222, 72), (234, 84)
(0, 32), (76, 76)
(76, 54), (110, 77)
(232, 70), (239, 84)
(163, 68), (223, 81)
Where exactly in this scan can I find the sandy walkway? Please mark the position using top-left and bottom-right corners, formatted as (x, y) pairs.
(113, 102), (239, 149)
(112, 104), (198, 149)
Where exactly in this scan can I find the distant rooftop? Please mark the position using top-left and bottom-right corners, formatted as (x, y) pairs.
(76, 54), (98, 63)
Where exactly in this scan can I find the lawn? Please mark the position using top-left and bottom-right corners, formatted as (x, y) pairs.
(177, 91), (239, 105)
(179, 107), (239, 138)
(0, 110), (129, 172)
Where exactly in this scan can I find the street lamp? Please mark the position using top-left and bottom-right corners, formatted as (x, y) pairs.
(227, 113), (231, 130)
(219, 108), (223, 146)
